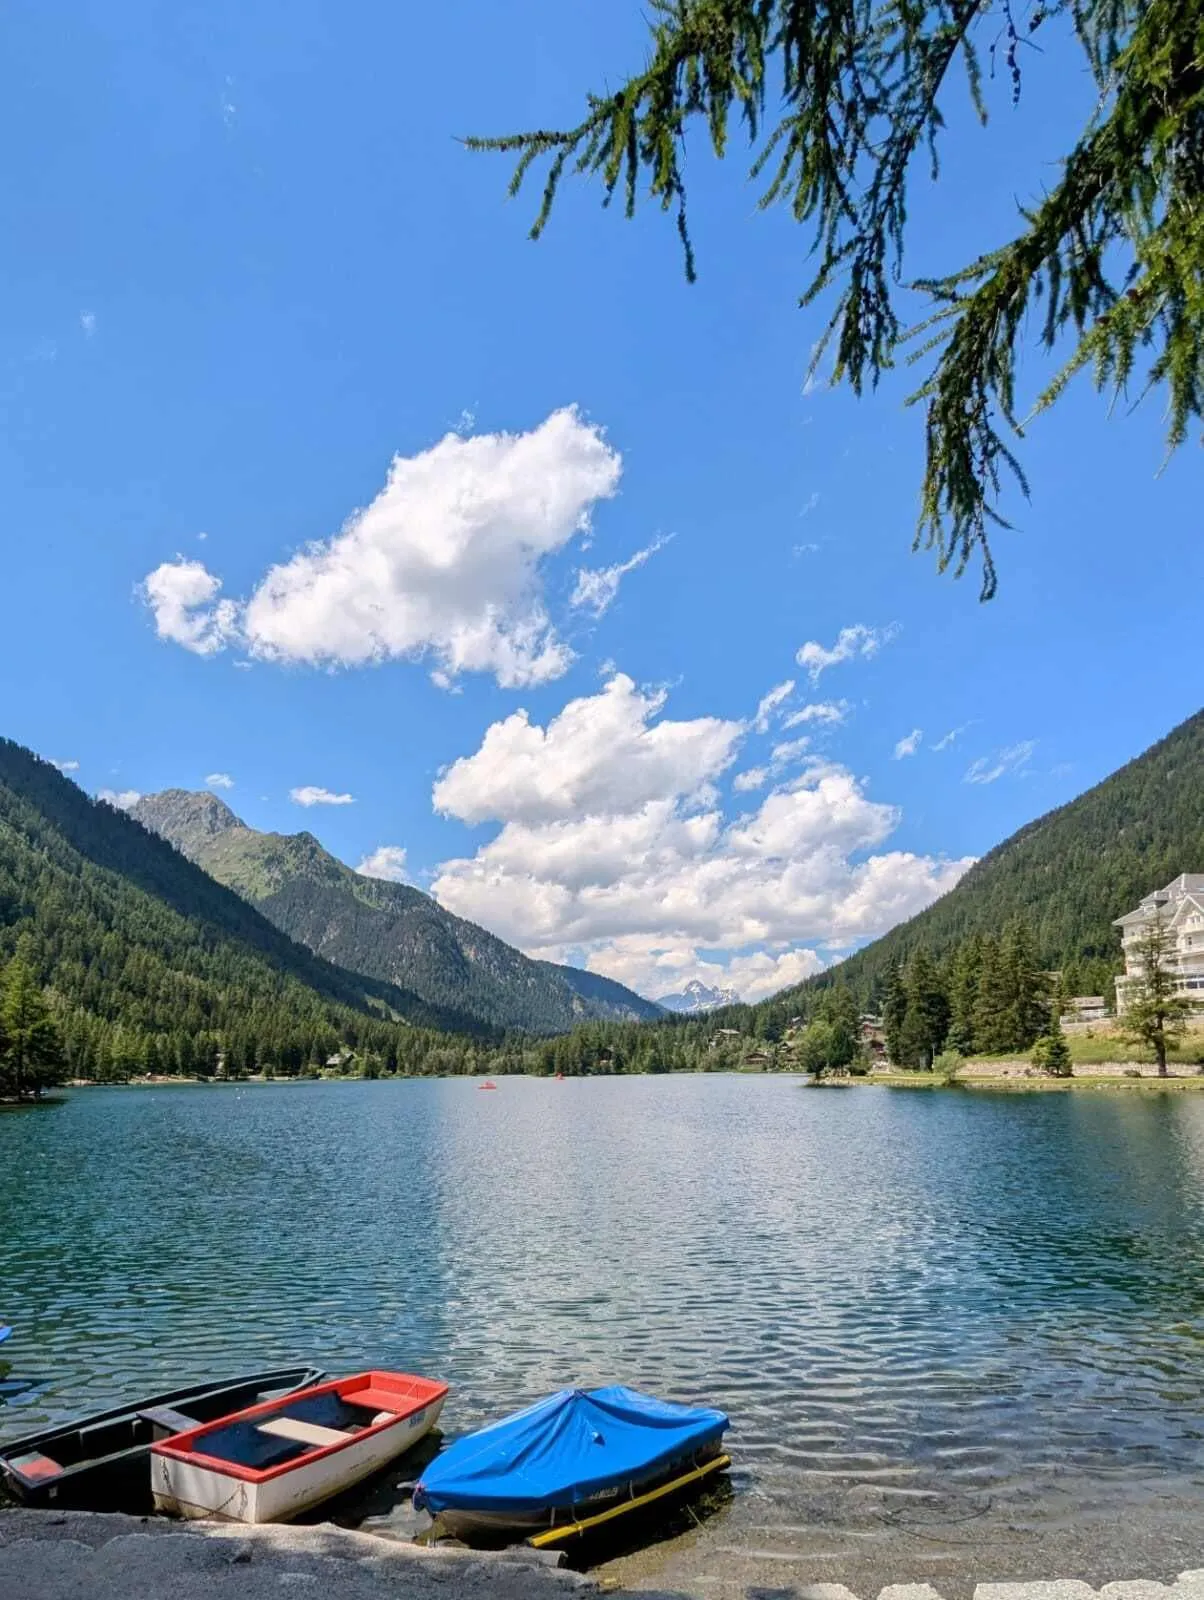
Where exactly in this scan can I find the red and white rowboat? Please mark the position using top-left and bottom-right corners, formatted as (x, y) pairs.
(151, 1370), (447, 1524)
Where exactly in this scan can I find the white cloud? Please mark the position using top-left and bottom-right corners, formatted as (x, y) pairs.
(793, 542), (820, 557)
(433, 673), (743, 827)
(357, 845), (410, 883)
(800, 491), (821, 517)
(141, 559), (240, 656)
(753, 679), (795, 734)
(893, 728), (923, 759)
(99, 788), (140, 810)
(570, 535), (671, 618)
(933, 723), (971, 751)
(732, 766), (769, 793)
(782, 700), (849, 729)
(80, 311), (96, 337)
(769, 736), (811, 771)
(205, 772), (234, 789)
(964, 741), (1036, 785)
(290, 785), (355, 807)
(796, 624), (898, 684)
(430, 678), (972, 1002)
(140, 408), (622, 689)
(50, 758), (79, 773)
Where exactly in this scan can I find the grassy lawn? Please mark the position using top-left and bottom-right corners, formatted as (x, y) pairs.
(966, 1029), (1204, 1068)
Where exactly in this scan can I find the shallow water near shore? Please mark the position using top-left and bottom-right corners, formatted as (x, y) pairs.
(4, 1075), (1204, 1591)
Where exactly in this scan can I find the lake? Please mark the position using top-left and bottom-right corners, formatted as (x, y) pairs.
(4, 1075), (1204, 1589)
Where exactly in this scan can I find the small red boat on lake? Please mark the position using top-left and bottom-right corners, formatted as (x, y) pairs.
(151, 1370), (447, 1524)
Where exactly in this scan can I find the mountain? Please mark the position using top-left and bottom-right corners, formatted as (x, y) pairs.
(130, 791), (662, 1035)
(0, 740), (488, 1080)
(656, 979), (739, 1015)
(773, 705), (1204, 1011)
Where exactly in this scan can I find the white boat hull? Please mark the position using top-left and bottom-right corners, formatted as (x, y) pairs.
(152, 1395), (443, 1523)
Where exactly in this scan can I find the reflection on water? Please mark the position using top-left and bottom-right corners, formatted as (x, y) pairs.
(3, 1076), (1204, 1563)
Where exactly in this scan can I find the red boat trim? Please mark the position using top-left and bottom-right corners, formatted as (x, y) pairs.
(152, 1371), (448, 1486)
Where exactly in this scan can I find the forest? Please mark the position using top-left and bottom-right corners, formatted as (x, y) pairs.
(3, 705), (1202, 1083)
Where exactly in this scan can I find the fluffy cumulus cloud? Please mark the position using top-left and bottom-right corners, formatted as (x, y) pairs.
(141, 408), (623, 689)
(290, 785), (355, 806)
(965, 741), (1036, 785)
(430, 676), (973, 1002)
(893, 728), (923, 759)
(570, 535), (671, 618)
(356, 845), (410, 883)
(797, 624), (898, 683)
(205, 772), (234, 789)
(141, 559), (239, 656)
(432, 673), (742, 827)
(98, 788), (140, 810)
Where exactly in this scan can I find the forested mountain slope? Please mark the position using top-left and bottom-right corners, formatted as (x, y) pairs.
(0, 741), (485, 1077)
(782, 706), (1204, 1010)
(131, 790), (661, 1034)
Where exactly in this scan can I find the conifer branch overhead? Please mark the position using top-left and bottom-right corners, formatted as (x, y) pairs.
(468, 0), (1204, 599)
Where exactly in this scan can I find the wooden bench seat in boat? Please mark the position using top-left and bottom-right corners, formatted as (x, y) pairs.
(137, 1406), (200, 1436)
(256, 1417), (352, 1448)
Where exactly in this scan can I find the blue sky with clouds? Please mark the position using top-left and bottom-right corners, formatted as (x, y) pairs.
(2, 1), (1200, 1001)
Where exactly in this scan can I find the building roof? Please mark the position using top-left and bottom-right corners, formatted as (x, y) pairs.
(1114, 875), (1204, 927)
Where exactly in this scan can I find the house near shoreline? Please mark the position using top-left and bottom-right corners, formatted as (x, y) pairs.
(1060, 995), (1109, 1023)
(1114, 874), (1204, 1016)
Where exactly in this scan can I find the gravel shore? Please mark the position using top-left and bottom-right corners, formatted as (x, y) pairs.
(8, 1508), (1204, 1600)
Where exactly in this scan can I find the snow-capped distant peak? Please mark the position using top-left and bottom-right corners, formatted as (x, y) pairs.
(654, 979), (739, 1015)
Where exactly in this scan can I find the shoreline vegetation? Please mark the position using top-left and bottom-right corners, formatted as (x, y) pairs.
(22, 1038), (1202, 1098)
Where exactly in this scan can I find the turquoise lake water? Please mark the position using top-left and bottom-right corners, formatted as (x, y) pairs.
(3, 1075), (1204, 1579)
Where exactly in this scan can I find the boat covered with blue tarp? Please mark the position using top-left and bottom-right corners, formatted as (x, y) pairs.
(414, 1385), (729, 1543)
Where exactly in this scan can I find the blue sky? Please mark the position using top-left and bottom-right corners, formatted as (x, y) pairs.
(2, 1), (1200, 1002)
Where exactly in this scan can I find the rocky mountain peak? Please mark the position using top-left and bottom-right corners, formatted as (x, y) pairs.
(131, 789), (244, 858)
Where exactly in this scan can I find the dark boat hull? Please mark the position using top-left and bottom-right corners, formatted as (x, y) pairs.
(0, 1365), (324, 1512)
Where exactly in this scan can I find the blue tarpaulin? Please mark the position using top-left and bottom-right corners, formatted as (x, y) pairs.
(414, 1387), (728, 1516)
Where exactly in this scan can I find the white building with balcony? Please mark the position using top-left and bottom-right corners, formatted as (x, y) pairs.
(1113, 874), (1204, 1015)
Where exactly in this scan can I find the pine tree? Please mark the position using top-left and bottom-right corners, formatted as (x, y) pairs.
(1032, 1015), (1073, 1077)
(899, 949), (949, 1069)
(0, 950), (64, 1099)
(972, 937), (1013, 1054)
(946, 935), (983, 1055)
(1119, 909), (1193, 1075)
(816, 984), (859, 1068)
(882, 961), (908, 1066)
(474, 0), (1204, 596)
(1001, 919), (1050, 1049)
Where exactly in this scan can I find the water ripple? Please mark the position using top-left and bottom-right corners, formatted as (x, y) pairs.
(4, 1076), (1204, 1548)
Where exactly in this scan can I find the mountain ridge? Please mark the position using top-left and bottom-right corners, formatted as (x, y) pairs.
(131, 790), (661, 1035)
(762, 705), (1204, 1013)
(0, 739), (495, 1080)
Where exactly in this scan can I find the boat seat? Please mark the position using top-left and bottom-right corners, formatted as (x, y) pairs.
(345, 1389), (400, 1417)
(256, 1417), (352, 1448)
(8, 1450), (63, 1482)
(137, 1406), (200, 1436)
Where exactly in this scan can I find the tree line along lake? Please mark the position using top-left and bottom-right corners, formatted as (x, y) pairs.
(4, 1074), (1204, 1588)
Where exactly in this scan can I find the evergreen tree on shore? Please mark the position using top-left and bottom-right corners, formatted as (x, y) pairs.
(0, 943), (64, 1099)
(1119, 910), (1193, 1075)
(946, 935), (984, 1056)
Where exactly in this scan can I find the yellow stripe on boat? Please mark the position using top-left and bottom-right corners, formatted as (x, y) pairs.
(526, 1454), (732, 1548)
